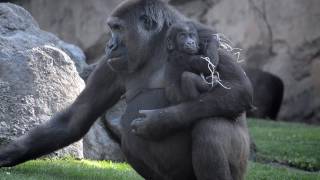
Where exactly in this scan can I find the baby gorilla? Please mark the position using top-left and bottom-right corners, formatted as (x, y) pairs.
(165, 22), (221, 103)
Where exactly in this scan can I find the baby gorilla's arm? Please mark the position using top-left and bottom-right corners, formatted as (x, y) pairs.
(189, 55), (213, 75)
(181, 71), (211, 99)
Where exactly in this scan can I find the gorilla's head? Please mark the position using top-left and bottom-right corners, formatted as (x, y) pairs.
(105, 0), (180, 73)
(166, 22), (199, 55)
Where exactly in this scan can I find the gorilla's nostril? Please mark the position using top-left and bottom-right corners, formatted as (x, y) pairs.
(187, 41), (195, 46)
(108, 42), (117, 51)
(108, 43), (115, 49)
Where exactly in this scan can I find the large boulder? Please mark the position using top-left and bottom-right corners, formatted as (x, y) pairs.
(0, 3), (85, 157)
(171, 0), (320, 124)
(83, 119), (124, 161)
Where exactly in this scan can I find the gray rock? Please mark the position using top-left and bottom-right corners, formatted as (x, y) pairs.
(19, 0), (123, 63)
(104, 98), (127, 140)
(57, 41), (87, 74)
(0, 3), (85, 157)
(83, 119), (125, 162)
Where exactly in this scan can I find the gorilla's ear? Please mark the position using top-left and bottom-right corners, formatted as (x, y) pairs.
(139, 15), (158, 31)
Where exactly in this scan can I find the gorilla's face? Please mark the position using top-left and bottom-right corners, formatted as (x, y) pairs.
(106, 5), (161, 73)
(106, 16), (129, 72)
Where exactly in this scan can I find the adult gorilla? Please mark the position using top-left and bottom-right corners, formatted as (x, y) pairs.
(0, 0), (253, 180)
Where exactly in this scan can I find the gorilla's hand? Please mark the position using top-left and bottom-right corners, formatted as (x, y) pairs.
(0, 143), (25, 167)
(0, 157), (15, 168)
(131, 109), (173, 140)
(0, 154), (12, 167)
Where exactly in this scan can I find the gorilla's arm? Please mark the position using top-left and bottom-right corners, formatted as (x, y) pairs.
(0, 59), (124, 167)
(131, 50), (253, 140)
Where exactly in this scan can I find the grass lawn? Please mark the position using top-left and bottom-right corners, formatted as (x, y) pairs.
(1, 160), (319, 180)
(247, 162), (319, 180)
(0, 160), (143, 180)
(0, 119), (319, 180)
(248, 119), (320, 171)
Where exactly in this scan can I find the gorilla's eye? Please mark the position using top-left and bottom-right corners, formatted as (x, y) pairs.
(139, 14), (157, 31)
(190, 33), (196, 38)
(178, 33), (187, 39)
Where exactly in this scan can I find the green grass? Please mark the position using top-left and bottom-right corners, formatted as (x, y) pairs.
(247, 162), (319, 180)
(1, 160), (319, 180)
(0, 119), (319, 179)
(0, 159), (143, 180)
(248, 119), (320, 171)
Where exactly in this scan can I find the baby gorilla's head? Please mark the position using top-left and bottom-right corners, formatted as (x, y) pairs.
(166, 22), (199, 55)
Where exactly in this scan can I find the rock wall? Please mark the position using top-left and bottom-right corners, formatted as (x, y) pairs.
(0, 3), (85, 157)
(18, 0), (123, 64)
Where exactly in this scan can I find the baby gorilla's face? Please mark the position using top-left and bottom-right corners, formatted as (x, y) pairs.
(176, 28), (199, 54)
(167, 22), (200, 55)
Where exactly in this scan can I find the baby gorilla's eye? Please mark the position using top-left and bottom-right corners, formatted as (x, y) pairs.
(179, 33), (187, 39)
(114, 25), (120, 30)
